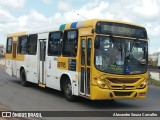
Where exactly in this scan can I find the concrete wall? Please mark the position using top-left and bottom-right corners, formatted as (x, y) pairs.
(149, 72), (160, 81)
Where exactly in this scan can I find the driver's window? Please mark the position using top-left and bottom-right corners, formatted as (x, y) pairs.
(96, 37), (113, 70)
(103, 39), (111, 51)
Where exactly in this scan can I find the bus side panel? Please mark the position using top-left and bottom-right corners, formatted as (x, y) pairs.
(16, 61), (24, 78)
(45, 56), (79, 95)
(25, 55), (38, 83)
(58, 70), (79, 96)
(15, 54), (25, 78)
(45, 56), (61, 90)
(5, 54), (13, 76)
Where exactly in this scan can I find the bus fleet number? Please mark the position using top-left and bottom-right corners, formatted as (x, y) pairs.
(57, 62), (66, 68)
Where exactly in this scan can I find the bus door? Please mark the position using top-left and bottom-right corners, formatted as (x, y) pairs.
(12, 42), (17, 76)
(80, 37), (92, 96)
(39, 39), (46, 86)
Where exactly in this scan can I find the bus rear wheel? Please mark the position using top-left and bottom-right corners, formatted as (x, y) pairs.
(63, 79), (76, 102)
(20, 69), (29, 87)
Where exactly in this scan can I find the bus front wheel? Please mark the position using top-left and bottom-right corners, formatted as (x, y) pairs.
(63, 79), (76, 102)
(20, 69), (29, 87)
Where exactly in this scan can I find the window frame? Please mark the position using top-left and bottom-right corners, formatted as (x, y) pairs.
(62, 29), (78, 57)
(48, 31), (63, 56)
(17, 35), (28, 55)
(27, 34), (38, 55)
(6, 37), (13, 54)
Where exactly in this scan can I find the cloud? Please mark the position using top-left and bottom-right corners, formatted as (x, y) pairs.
(133, 0), (160, 18)
(0, 0), (26, 8)
(0, 0), (160, 53)
(145, 23), (160, 37)
(57, 1), (72, 11)
(0, 9), (50, 44)
(42, 0), (52, 4)
(18, 10), (48, 28)
(0, 8), (16, 23)
(2, 0), (160, 35)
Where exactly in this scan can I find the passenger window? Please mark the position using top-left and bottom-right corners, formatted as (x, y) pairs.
(48, 31), (62, 56)
(87, 38), (92, 66)
(62, 30), (78, 57)
(28, 34), (37, 55)
(6, 37), (13, 54)
(17, 36), (28, 54)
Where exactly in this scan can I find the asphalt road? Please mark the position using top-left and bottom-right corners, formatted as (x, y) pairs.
(0, 65), (160, 120)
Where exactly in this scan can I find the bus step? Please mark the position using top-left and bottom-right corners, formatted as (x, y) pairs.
(39, 84), (46, 88)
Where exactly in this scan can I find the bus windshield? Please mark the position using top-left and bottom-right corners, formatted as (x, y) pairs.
(94, 36), (148, 75)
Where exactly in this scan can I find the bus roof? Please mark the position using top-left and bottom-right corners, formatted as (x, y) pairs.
(7, 19), (145, 37)
(7, 31), (27, 37)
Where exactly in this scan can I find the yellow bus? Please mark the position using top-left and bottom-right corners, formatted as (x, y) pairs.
(5, 19), (148, 101)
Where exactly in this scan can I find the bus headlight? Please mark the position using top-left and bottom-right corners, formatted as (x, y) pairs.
(94, 78), (109, 89)
(137, 80), (148, 89)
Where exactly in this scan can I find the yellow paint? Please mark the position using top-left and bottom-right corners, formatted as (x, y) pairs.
(79, 27), (93, 36)
(39, 84), (46, 88)
(5, 54), (12, 60)
(89, 66), (148, 100)
(75, 21), (147, 100)
(76, 50), (81, 72)
(7, 31), (26, 38)
(112, 35), (148, 41)
(57, 57), (68, 70)
(16, 54), (25, 61)
(77, 19), (145, 30)
(13, 36), (18, 42)
(83, 19), (97, 28)
(6, 51), (25, 61)
(5, 32), (26, 61)
(92, 19), (145, 28)
(90, 85), (147, 100)
(65, 23), (71, 30)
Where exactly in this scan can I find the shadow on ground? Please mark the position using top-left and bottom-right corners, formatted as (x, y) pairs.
(10, 79), (141, 110)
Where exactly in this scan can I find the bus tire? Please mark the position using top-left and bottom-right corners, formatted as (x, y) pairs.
(63, 79), (76, 102)
(20, 69), (29, 87)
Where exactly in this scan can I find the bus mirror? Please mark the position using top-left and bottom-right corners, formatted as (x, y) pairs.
(94, 38), (100, 49)
(60, 38), (63, 44)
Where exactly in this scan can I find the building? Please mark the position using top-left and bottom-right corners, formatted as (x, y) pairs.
(0, 44), (5, 56)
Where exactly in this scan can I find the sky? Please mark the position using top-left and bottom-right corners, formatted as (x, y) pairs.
(0, 0), (160, 53)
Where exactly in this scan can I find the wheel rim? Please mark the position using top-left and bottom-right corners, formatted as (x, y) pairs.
(65, 83), (72, 97)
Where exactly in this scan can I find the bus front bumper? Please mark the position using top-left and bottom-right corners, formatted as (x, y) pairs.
(90, 85), (148, 100)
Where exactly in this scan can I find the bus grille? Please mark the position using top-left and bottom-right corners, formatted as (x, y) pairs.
(107, 78), (139, 84)
(106, 78), (140, 90)
(114, 92), (132, 96)
(111, 86), (134, 89)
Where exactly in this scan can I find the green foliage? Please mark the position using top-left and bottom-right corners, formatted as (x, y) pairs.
(148, 78), (160, 87)
(149, 61), (157, 66)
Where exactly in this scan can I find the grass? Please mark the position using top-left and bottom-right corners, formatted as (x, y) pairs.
(148, 78), (160, 87)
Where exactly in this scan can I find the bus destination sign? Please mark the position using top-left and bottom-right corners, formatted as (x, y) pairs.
(96, 22), (147, 39)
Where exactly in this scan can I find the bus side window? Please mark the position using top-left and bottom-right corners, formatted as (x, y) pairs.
(17, 35), (28, 54)
(28, 34), (38, 55)
(6, 37), (13, 54)
(48, 31), (62, 56)
(62, 30), (78, 57)
(87, 38), (92, 66)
